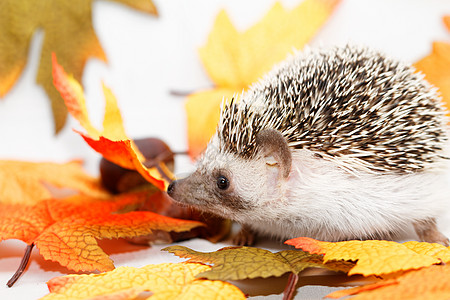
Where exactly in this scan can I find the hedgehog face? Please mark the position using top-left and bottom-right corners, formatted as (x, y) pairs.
(167, 129), (293, 222)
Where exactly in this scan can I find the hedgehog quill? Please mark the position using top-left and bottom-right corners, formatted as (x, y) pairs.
(168, 45), (450, 246)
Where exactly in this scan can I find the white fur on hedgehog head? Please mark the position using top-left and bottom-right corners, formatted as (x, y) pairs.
(173, 132), (291, 223)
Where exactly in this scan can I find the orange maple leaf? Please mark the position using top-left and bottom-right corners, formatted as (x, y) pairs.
(0, 191), (203, 286)
(414, 15), (450, 114)
(52, 54), (172, 190)
(0, 160), (109, 204)
(286, 237), (450, 276)
(326, 264), (450, 299)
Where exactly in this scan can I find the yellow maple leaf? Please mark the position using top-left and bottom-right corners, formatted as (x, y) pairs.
(326, 264), (450, 300)
(0, 160), (109, 204)
(41, 263), (246, 300)
(286, 237), (450, 276)
(0, 0), (157, 133)
(403, 241), (450, 262)
(186, 0), (341, 158)
(414, 15), (450, 115)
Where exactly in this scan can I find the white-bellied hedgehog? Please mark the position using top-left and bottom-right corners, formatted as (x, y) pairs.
(168, 45), (450, 246)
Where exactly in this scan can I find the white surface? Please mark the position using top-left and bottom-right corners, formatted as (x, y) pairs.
(0, 0), (449, 299)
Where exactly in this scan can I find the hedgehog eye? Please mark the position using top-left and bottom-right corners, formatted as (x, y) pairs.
(216, 175), (229, 190)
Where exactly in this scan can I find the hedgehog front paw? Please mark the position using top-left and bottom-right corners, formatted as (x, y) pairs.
(233, 224), (257, 246)
(413, 218), (449, 246)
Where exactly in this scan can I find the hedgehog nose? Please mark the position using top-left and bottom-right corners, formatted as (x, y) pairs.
(167, 180), (177, 195)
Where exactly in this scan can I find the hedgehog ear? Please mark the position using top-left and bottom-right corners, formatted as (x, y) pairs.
(255, 128), (292, 179)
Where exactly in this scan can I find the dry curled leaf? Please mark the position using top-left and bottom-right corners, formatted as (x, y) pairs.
(0, 160), (109, 204)
(286, 237), (450, 276)
(0, 0), (157, 133)
(0, 192), (203, 286)
(52, 55), (172, 190)
(326, 264), (450, 300)
(186, 0), (341, 157)
(41, 263), (246, 300)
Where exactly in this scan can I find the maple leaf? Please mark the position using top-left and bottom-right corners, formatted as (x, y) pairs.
(0, 160), (109, 204)
(41, 263), (246, 300)
(0, 0), (157, 133)
(185, 0), (341, 157)
(164, 245), (354, 300)
(326, 264), (450, 299)
(163, 245), (353, 280)
(0, 191), (203, 286)
(414, 16), (450, 114)
(286, 237), (450, 277)
(52, 55), (172, 190)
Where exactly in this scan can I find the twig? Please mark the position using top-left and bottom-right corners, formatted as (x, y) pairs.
(7, 244), (34, 287)
(169, 89), (194, 97)
(172, 150), (189, 156)
(156, 163), (174, 184)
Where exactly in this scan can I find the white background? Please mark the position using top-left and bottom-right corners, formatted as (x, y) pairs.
(0, 0), (449, 299)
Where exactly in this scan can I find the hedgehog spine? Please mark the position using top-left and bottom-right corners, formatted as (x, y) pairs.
(215, 45), (448, 174)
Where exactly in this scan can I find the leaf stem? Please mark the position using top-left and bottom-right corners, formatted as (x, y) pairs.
(143, 150), (175, 183)
(7, 243), (34, 287)
(283, 272), (299, 300)
(143, 150), (172, 169)
(156, 164), (174, 184)
(172, 150), (189, 156)
(169, 89), (193, 97)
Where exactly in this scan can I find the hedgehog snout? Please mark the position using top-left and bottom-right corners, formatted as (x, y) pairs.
(167, 180), (177, 196)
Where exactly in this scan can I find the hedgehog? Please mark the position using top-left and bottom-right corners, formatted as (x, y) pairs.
(168, 45), (450, 246)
